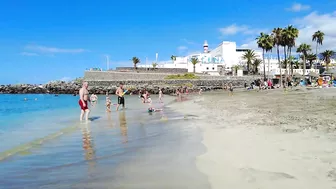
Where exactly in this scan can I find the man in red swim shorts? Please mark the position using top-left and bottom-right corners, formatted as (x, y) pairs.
(79, 81), (90, 121)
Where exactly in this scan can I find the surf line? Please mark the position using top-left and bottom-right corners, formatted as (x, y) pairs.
(0, 124), (80, 161)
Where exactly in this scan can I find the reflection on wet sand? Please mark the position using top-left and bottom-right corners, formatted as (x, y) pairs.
(81, 124), (96, 174)
(107, 112), (114, 128)
(119, 111), (128, 143)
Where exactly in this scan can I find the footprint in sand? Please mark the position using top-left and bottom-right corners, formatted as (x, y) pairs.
(240, 167), (296, 183)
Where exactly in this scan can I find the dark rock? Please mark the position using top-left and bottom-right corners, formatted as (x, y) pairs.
(0, 77), (254, 94)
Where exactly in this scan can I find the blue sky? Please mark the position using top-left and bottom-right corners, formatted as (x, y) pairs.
(0, 0), (335, 84)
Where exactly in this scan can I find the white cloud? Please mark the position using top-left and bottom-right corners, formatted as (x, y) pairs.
(286, 3), (310, 12)
(219, 24), (267, 36)
(59, 77), (72, 82)
(219, 24), (249, 35)
(20, 52), (39, 56)
(177, 46), (188, 52)
(187, 50), (202, 55)
(25, 45), (88, 54)
(294, 11), (336, 52)
(181, 38), (196, 45)
(239, 11), (336, 54)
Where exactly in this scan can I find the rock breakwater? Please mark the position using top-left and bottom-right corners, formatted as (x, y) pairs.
(0, 78), (254, 94)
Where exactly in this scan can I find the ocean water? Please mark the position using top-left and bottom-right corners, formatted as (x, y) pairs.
(0, 94), (210, 189)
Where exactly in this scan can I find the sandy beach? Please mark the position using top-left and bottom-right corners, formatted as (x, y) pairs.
(169, 88), (336, 189)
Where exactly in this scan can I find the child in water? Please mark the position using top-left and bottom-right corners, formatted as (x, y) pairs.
(159, 88), (163, 103)
(106, 96), (112, 112)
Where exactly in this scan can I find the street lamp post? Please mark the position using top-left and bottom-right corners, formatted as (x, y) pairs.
(106, 55), (109, 71)
(146, 57), (148, 71)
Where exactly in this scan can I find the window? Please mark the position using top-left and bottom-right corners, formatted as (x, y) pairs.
(206, 67), (209, 70)
(212, 67), (215, 70)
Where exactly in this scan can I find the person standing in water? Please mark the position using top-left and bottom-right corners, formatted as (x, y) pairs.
(115, 83), (125, 111)
(199, 88), (203, 95)
(79, 82), (90, 121)
(106, 95), (112, 112)
(229, 83), (233, 96)
(159, 88), (163, 103)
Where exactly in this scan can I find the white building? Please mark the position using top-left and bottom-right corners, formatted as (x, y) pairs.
(138, 40), (330, 75)
(138, 41), (241, 74)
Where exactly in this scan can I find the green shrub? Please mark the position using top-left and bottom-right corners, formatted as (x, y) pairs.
(165, 73), (200, 80)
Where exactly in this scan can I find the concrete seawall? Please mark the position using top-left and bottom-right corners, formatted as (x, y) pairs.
(84, 71), (260, 94)
(84, 71), (259, 82)
(87, 79), (250, 88)
(115, 67), (188, 73)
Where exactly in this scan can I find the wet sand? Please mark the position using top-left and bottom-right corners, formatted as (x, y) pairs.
(169, 88), (336, 189)
(0, 95), (211, 189)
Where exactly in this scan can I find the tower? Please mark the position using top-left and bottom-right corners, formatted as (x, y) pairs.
(203, 40), (209, 53)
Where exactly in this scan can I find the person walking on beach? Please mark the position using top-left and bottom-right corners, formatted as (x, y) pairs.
(116, 83), (125, 111)
(79, 82), (90, 121)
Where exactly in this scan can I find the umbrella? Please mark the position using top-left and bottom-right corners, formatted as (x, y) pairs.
(293, 72), (304, 78)
(308, 72), (320, 78)
(323, 69), (336, 75)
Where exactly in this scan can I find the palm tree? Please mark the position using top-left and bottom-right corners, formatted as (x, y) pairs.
(152, 62), (158, 69)
(296, 43), (311, 75)
(252, 59), (262, 74)
(312, 30), (325, 58)
(256, 32), (273, 80)
(288, 55), (296, 76)
(242, 49), (256, 74)
(190, 57), (199, 73)
(171, 55), (176, 63)
(294, 60), (301, 69)
(320, 50), (335, 71)
(306, 53), (317, 69)
(285, 25), (299, 58)
(232, 65), (241, 75)
(281, 60), (287, 69)
(272, 27), (283, 86)
(132, 57), (140, 70)
(281, 26), (298, 80)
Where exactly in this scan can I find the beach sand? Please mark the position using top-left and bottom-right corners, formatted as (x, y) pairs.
(169, 88), (336, 189)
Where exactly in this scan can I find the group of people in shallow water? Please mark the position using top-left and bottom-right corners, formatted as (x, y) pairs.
(78, 82), (166, 121)
(78, 81), (241, 121)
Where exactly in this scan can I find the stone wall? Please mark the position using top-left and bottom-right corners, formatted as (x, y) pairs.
(82, 71), (259, 95)
(84, 71), (261, 81)
(85, 78), (255, 95)
(87, 79), (253, 89)
(116, 67), (188, 73)
(85, 71), (169, 80)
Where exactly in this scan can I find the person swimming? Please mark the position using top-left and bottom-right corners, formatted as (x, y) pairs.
(148, 107), (163, 113)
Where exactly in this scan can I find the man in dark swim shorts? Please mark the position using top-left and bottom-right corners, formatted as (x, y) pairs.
(115, 83), (125, 111)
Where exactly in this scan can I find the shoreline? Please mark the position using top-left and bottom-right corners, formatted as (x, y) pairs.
(0, 93), (212, 188)
(169, 88), (336, 189)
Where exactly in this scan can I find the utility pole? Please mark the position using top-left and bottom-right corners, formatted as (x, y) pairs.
(268, 55), (270, 80)
(155, 53), (158, 64)
(106, 55), (109, 71)
(146, 57), (148, 71)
